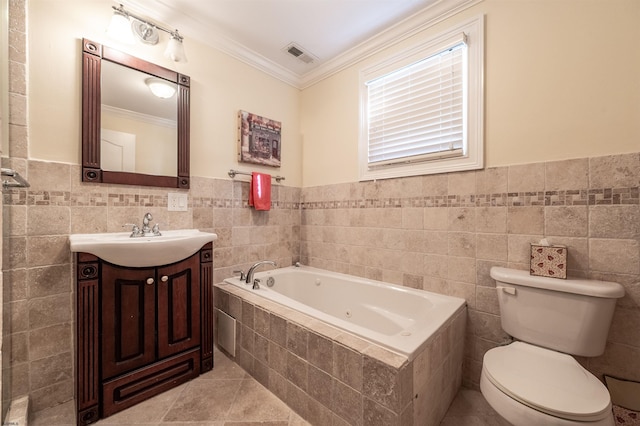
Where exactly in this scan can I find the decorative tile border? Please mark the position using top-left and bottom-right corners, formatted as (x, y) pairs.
(4, 189), (302, 209)
(301, 187), (640, 209)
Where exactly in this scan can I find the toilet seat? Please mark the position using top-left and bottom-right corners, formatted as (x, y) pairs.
(483, 342), (612, 422)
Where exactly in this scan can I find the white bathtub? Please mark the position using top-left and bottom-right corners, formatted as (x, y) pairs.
(223, 265), (466, 359)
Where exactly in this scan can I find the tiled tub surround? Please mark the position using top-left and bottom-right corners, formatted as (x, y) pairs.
(214, 282), (467, 425)
(1, 151), (639, 417)
(223, 265), (466, 357)
(298, 153), (640, 390)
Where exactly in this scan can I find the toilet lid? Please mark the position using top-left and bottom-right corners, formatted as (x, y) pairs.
(483, 342), (612, 421)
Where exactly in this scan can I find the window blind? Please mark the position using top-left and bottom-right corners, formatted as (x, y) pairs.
(366, 38), (466, 168)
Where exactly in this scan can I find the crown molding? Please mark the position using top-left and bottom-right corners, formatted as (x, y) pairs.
(123, 0), (482, 90)
(298, 0), (483, 88)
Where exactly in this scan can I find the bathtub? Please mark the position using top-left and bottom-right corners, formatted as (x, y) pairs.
(223, 265), (465, 359)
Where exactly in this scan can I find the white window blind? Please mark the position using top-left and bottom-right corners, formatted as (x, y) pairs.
(366, 36), (467, 168)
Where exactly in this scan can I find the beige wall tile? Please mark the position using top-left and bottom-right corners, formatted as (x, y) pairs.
(476, 233), (508, 261)
(507, 234), (543, 264)
(27, 206), (70, 236)
(590, 342), (640, 382)
(333, 343), (363, 391)
(545, 158), (589, 190)
(29, 352), (72, 390)
(448, 171), (476, 196)
(447, 256), (476, 284)
(549, 237), (589, 273)
(448, 232), (476, 257)
(70, 206), (108, 234)
(507, 206), (544, 235)
(590, 153), (640, 188)
(508, 163), (545, 192)
(28, 323), (71, 361)
(28, 161), (71, 193)
(590, 205), (640, 239)
(422, 173), (448, 196)
(4, 205), (27, 237)
(476, 167), (508, 194)
(28, 293), (71, 329)
(26, 236), (70, 267)
(448, 207), (476, 232)
(475, 286), (500, 315)
(590, 238), (640, 275)
(476, 259), (507, 287)
(424, 208), (448, 230)
(476, 207), (507, 233)
(608, 307), (640, 347)
(545, 206), (588, 237)
(424, 254), (448, 278)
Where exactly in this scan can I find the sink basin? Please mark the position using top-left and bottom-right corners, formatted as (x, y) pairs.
(69, 229), (217, 267)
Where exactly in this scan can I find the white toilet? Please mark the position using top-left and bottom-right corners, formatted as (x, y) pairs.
(481, 267), (625, 426)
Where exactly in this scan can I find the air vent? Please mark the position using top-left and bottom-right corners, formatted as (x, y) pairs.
(282, 42), (318, 64)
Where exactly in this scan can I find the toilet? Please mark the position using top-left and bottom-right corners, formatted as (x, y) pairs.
(481, 267), (625, 426)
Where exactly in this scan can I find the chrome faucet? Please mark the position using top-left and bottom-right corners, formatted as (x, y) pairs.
(142, 213), (153, 234)
(124, 212), (161, 237)
(245, 260), (277, 284)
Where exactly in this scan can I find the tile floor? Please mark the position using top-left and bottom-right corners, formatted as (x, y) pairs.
(30, 348), (507, 425)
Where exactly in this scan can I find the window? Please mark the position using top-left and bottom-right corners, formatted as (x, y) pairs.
(359, 16), (484, 181)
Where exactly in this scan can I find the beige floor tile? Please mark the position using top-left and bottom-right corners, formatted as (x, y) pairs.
(163, 379), (242, 422)
(30, 349), (497, 426)
(96, 383), (186, 424)
(226, 380), (291, 422)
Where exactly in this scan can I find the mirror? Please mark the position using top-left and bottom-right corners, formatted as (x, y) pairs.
(82, 39), (190, 188)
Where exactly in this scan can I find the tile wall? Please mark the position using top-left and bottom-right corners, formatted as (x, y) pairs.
(2, 152), (638, 415)
(1, 161), (301, 412)
(298, 153), (640, 389)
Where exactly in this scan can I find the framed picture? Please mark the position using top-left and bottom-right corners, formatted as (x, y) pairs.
(237, 110), (281, 167)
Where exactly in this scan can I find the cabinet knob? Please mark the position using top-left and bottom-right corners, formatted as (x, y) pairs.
(146, 278), (154, 285)
(161, 275), (169, 282)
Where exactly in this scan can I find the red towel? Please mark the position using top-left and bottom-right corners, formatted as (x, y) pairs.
(249, 172), (271, 211)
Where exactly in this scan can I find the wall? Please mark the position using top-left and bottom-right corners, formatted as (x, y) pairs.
(27, 0), (303, 186)
(300, 0), (640, 187)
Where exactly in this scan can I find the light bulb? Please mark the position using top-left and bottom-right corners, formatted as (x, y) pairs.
(107, 9), (135, 44)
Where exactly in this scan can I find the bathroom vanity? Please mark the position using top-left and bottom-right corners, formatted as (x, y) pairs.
(73, 241), (214, 425)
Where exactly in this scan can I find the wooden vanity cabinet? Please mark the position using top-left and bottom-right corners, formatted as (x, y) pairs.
(76, 243), (213, 425)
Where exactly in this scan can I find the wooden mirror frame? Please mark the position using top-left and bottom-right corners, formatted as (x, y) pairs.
(82, 38), (190, 188)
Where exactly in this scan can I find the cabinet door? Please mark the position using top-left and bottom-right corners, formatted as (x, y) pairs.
(157, 253), (201, 359)
(102, 264), (156, 379)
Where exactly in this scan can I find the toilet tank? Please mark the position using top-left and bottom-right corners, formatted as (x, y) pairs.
(490, 267), (625, 357)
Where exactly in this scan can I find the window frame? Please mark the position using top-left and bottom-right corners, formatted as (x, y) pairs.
(359, 16), (484, 181)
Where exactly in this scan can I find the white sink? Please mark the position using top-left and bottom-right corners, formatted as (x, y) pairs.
(69, 229), (217, 267)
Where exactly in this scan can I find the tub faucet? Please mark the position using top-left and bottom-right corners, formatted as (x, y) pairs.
(246, 260), (277, 284)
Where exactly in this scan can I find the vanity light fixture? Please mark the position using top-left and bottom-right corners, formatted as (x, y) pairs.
(145, 77), (176, 99)
(107, 4), (188, 62)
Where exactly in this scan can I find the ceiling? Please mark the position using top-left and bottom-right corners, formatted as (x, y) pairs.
(121, 0), (476, 88)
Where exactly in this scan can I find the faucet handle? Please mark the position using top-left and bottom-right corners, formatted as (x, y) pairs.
(252, 278), (261, 290)
(152, 223), (162, 236)
(233, 270), (246, 281)
(123, 223), (141, 237)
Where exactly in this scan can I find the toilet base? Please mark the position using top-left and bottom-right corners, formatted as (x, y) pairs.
(480, 367), (614, 426)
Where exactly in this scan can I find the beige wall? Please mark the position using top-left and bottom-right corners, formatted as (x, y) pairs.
(300, 0), (640, 187)
(27, 0), (302, 186)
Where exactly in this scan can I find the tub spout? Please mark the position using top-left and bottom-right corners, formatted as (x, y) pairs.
(246, 260), (277, 284)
